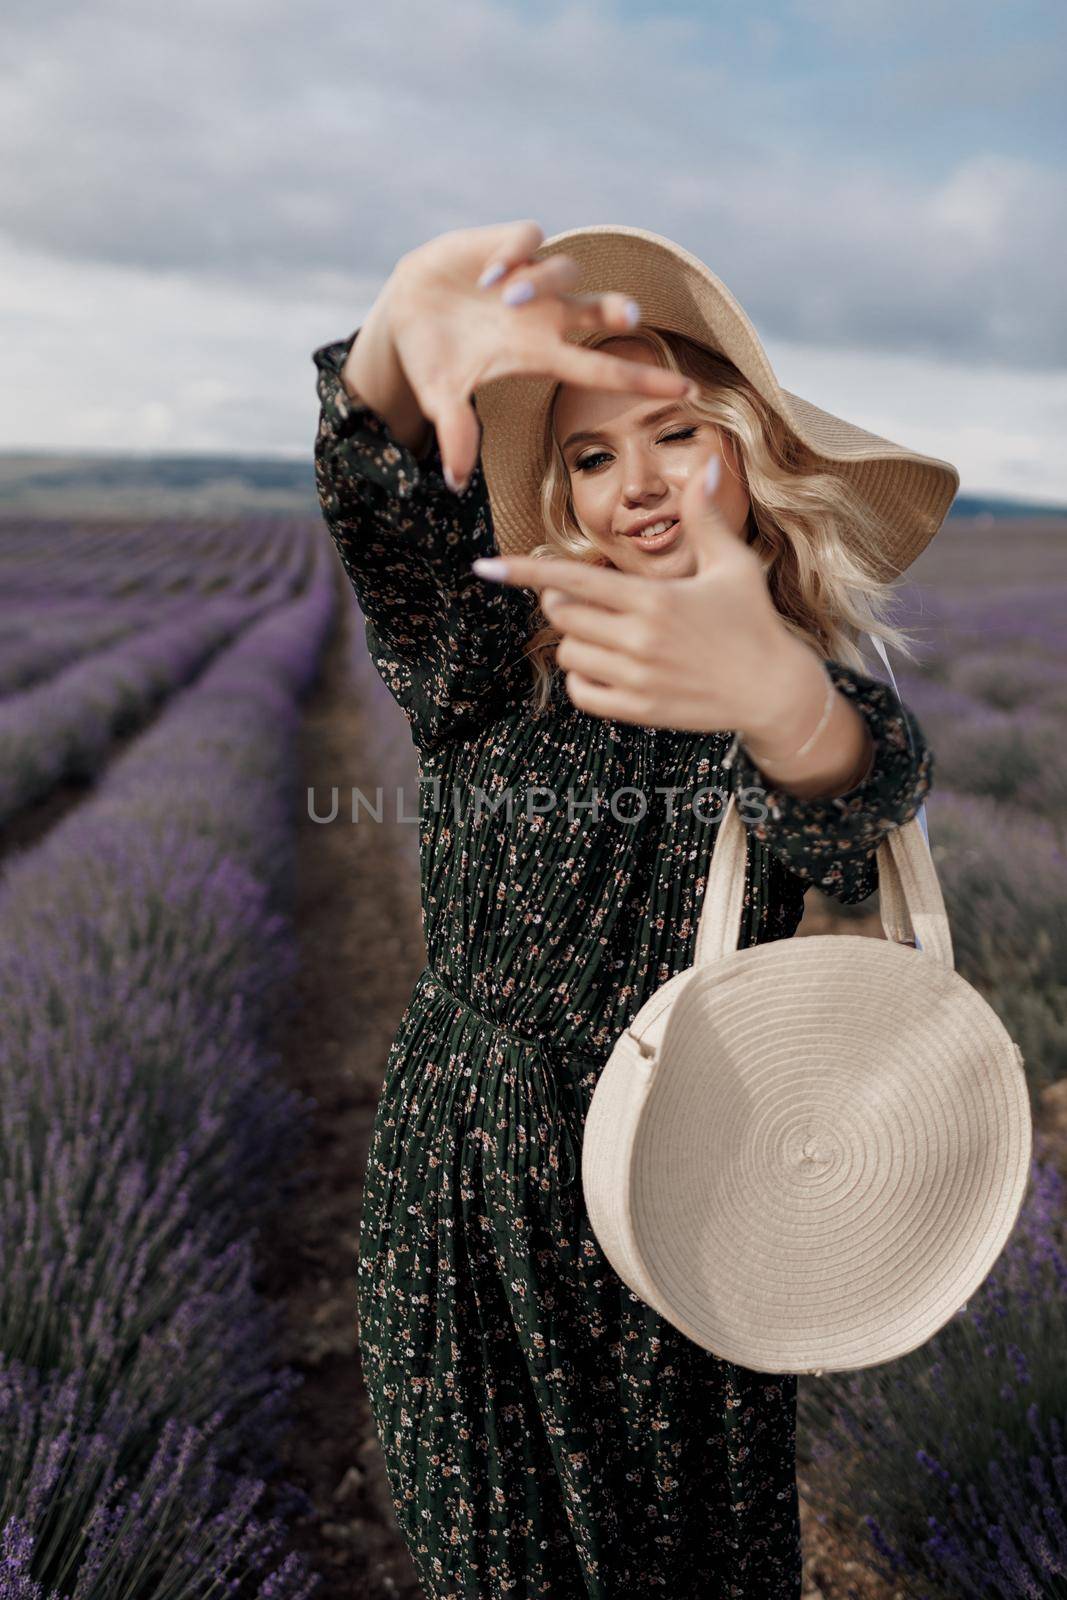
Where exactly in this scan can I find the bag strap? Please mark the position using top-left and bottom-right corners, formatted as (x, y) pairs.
(876, 809), (954, 968)
(694, 795), (954, 971)
(695, 630), (948, 968)
(870, 624), (934, 947)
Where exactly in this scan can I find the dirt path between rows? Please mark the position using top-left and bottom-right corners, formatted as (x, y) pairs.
(259, 568), (429, 1597)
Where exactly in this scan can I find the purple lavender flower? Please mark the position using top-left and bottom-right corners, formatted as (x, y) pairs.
(0, 528), (335, 1594)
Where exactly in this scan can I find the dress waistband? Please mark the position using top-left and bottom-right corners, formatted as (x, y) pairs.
(419, 961), (604, 1189)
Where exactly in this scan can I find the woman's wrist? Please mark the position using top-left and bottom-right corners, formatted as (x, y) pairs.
(340, 279), (434, 458)
(739, 645), (876, 801)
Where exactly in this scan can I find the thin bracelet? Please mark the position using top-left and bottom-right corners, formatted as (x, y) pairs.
(745, 664), (837, 765)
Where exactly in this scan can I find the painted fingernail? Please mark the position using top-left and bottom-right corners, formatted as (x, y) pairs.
(471, 557), (510, 580)
(704, 456), (721, 494)
(502, 280), (535, 306)
(623, 298), (641, 327)
(477, 261), (506, 289)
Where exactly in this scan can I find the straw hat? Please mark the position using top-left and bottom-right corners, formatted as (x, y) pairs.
(472, 224), (960, 585)
(581, 794), (1033, 1375)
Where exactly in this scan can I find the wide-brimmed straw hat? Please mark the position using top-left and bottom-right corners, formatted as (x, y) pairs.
(471, 224), (960, 585)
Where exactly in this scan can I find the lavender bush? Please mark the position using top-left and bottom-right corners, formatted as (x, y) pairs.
(951, 650), (1067, 717)
(0, 516), (309, 609)
(893, 671), (1067, 822)
(0, 597), (273, 824)
(899, 585), (1067, 666)
(798, 1144), (1067, 1600)
(0, 1359), (317, 1600)
(0, 519), (314, 702)
(0, 536), (338, 1595)
(891, 672), (986, 730)
(798, 555), (1067, 1596)
(920, 789), (1067, 1086)
(0, 602), (189, 696)
(919, 706), (1067, 819)
(880, 572), (1067, 1088)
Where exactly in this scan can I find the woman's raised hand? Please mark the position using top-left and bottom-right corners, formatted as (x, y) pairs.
(380, 220), (698, 493)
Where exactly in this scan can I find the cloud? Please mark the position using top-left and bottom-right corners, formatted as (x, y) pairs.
(4, 228), (1065, 505)
(0, 232), (373, 456)
(2, 0), (1063, 366)
(1, 0), (1064, 490)
(790, 0), (969, 41)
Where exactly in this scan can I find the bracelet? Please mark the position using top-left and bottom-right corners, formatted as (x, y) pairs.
(744, 663), (837, 765)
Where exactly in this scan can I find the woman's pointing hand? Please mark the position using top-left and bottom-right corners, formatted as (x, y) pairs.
(470, 453), (808, 739)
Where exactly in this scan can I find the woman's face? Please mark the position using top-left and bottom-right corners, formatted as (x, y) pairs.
(552, 337), (751, 578)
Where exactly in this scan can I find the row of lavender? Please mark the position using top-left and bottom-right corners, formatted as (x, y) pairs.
(0, 521), (337, 1596)
(897, 581), (1067, 1090)
(0, 523), (320, 828)
(799, 573), (1067, 1599)
(0, 516), (313, 605)
(0, 517), (313, 696)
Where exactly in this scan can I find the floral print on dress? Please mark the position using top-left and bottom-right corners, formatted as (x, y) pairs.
(313, 327), (935, 1599)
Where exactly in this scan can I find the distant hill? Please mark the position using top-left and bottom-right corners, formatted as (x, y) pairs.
(0, 452), (319, 516)
(0, 450), (1063, 520)
(950, 493), (1067, 519)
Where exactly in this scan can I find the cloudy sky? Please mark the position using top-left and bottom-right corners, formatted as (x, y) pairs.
(2, 0), (1064, 503)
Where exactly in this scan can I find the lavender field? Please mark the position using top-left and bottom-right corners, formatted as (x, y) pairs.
(797, 514), (1067, 1600)
(0, 512), (336, 1598)
(0, 507), (1064, 1600)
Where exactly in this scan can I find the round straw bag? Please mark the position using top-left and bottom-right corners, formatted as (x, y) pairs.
(581, 794), (1033, 1376)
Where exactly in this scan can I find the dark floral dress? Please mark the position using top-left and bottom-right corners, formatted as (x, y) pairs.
(312, 329), (934, 1600)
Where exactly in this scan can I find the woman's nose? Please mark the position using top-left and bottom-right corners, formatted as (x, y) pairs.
(623, 463), (668, 499)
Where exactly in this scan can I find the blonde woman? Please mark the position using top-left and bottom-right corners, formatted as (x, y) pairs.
(312, 219), (945, 1599)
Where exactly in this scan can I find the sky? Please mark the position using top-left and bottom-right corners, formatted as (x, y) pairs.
(2, 0), (1064, 504)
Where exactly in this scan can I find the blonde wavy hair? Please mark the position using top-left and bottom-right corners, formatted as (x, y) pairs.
(519, 325), (926, 716)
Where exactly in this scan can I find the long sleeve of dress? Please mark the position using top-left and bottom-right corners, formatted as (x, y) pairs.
(724, 657), (934, 905)
(312, 328), (537, 754)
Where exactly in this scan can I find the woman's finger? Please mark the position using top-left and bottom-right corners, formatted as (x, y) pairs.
(471, 553), (646, 612)
(494, 253), (581, 306)
(556, 633), (647, 691)
(560, 291), (643, 334)
(425, 386), (483, 496)
(563, 670), (653, 725)
(541, 591), (633, 648)
(474, 220), (546, 288)
(552, 342), (698, 401)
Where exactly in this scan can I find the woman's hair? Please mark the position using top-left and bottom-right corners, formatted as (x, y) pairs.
(519, 324), (926, 716)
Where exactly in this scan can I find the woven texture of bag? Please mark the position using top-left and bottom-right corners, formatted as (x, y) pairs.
(581, 792), (1033, 1376)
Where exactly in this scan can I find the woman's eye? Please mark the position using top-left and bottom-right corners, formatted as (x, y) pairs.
(574, 426), (698, 474)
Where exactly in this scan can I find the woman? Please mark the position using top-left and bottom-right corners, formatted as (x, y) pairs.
(312, 220), (949, 1599)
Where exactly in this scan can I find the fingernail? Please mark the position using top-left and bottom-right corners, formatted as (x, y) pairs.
(471, 557), (510, 580)
(704, 456), (721, 494)
(444, 465), (469, 495)
(623, 298), (641, 328)
(477, 261), (506, 289)
(502, 280), (535, 306)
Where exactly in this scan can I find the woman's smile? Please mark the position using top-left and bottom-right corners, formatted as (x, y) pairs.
(621, 516), (681, 552)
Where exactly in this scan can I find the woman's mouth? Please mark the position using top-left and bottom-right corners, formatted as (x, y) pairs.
(621, 517), (680, 552)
